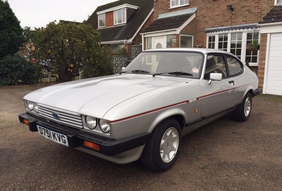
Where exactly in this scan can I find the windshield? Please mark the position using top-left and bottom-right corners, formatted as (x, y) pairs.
(124, 51), (204, 78)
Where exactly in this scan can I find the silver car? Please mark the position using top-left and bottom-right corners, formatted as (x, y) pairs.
(19, 48), (259, 171)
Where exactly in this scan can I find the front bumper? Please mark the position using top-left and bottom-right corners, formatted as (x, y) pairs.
(18, 113), (150, 156)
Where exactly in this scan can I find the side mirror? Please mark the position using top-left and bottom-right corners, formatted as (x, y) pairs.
(209, 73), (222, 84)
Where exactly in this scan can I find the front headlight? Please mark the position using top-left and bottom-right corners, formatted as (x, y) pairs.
(26, 101), (34, 111)
(99, 119), (111, 133)
(85, 116), (97, 129)
(25, 100), (39, 113)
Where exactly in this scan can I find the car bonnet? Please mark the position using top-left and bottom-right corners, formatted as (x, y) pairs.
(24, 75), (181, 118)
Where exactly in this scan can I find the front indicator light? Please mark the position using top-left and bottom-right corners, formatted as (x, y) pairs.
(83, 140), (100, 151)
(23, 119), (29, 125)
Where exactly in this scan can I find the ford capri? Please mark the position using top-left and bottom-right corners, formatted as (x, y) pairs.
(19, 48), (259, 171)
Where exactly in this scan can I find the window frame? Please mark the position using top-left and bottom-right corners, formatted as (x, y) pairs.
(170, 0), (189, 8)
(98, 14), (106, 28)
(114, 8), (126, 25)
(180, 35), (194, 48)
(204, 54), (228, 80)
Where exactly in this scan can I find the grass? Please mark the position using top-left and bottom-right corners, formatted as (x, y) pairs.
(256, 94), (282, 103)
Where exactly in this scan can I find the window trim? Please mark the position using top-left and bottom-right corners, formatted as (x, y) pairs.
(170, 0), (189, 9)
(179, 34), (194, 48)
(114, 8), (126, 25)
(98, 14), (106, 28)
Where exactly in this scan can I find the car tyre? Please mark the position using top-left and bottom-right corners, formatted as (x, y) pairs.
(141, 118), (181, 172)
(232, 92), (252, 121)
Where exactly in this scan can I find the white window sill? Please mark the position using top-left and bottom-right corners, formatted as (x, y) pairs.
(248, 63), (258, 67)
(170, 4), (189, 9)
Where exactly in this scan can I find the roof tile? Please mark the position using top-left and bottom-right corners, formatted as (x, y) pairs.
(259, 5), (282, 24)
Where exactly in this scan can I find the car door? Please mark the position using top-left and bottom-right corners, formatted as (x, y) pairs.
(200, 53), (237, 118)
(224, 54), (245, 106)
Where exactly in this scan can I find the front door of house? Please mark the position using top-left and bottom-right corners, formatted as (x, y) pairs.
(152, 36), (166, 49)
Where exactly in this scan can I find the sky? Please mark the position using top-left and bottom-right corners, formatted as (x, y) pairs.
(7, 0), (116, 29)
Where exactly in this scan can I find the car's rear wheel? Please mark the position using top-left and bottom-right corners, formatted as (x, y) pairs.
(141, 118), (181, 171)
(232, 92), (252, 121)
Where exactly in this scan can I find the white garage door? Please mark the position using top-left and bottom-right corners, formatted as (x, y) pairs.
(265, 33), (282, 96)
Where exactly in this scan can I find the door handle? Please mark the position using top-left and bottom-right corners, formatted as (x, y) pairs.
(229, 80), (235, 85)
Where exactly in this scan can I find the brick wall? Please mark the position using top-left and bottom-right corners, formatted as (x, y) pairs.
(257, 33), (268, 88)
(154, 0), (274, 47)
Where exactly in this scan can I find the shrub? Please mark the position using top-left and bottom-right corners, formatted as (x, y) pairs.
(82, 46), (114, 78)
(0, 55), (39, 86)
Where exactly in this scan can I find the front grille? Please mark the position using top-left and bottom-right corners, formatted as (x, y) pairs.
(38, 105), (83, 129)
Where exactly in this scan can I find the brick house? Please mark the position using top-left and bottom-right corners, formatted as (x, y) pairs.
(86, 0), (154, 60)
(142, 0), (282, 95)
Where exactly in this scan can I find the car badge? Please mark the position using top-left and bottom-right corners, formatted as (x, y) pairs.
(52, 113), (60, 119)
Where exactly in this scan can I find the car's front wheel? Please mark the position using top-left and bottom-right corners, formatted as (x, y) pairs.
(141, 118), (181, 171)
(232, 92), (252, 121)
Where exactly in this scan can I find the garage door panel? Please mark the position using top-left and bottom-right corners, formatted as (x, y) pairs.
(265, 33), (282, 96)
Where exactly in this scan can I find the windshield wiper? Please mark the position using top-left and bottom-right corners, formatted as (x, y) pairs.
(153, 71), (193, 77)
(119, 70), (150, 74)
(130, 70), (150, 74)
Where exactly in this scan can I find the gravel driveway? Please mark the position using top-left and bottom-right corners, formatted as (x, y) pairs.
(0, 86), (281, 191)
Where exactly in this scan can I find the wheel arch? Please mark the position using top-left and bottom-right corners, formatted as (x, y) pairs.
(148, 108), (186, 134)
(243, 88), (255, 99)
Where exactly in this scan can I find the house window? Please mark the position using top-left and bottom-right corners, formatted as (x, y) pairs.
(98, 14), (106, 28)
(167, 35), (173, 48)
(218, 34), (228, 51)
(207, 30), (260, 66)
(171, 0), (189, 8)
(230, 33), (242, 59)
(180, 35), (193, 48)
(147, 37), (152, 49)
(114, 8), (126, 25)
(208, 36), (215, 49)
(246, 32), (259, 64)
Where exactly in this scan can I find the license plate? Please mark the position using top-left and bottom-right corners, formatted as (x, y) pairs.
(37, 125), (69, 147)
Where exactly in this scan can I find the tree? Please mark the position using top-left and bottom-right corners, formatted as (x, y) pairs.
(0, 0), (39, 86)
(32, 21), (113, 82)
(0, 0), (24, 59)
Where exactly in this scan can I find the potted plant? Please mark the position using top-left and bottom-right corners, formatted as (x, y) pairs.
(246, 39), (260, 51)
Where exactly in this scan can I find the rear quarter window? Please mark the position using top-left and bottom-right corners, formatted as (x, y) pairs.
(226, 56), (243, 76)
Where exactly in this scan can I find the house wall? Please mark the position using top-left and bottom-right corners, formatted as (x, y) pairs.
(258, 33), (268, 88)
(154, 0), (274, 48)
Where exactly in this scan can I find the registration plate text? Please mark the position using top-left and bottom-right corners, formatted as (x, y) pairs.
(37, 125), (69, 147)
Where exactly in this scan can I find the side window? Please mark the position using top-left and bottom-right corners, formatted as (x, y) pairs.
(204, 55), (227, 79)
(226, 55), (243, 76)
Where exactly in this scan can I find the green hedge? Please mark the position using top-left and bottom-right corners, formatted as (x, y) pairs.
(0, 55), (39, 86)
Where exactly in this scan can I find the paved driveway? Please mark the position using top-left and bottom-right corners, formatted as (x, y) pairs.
(0, 86), (281, 191)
